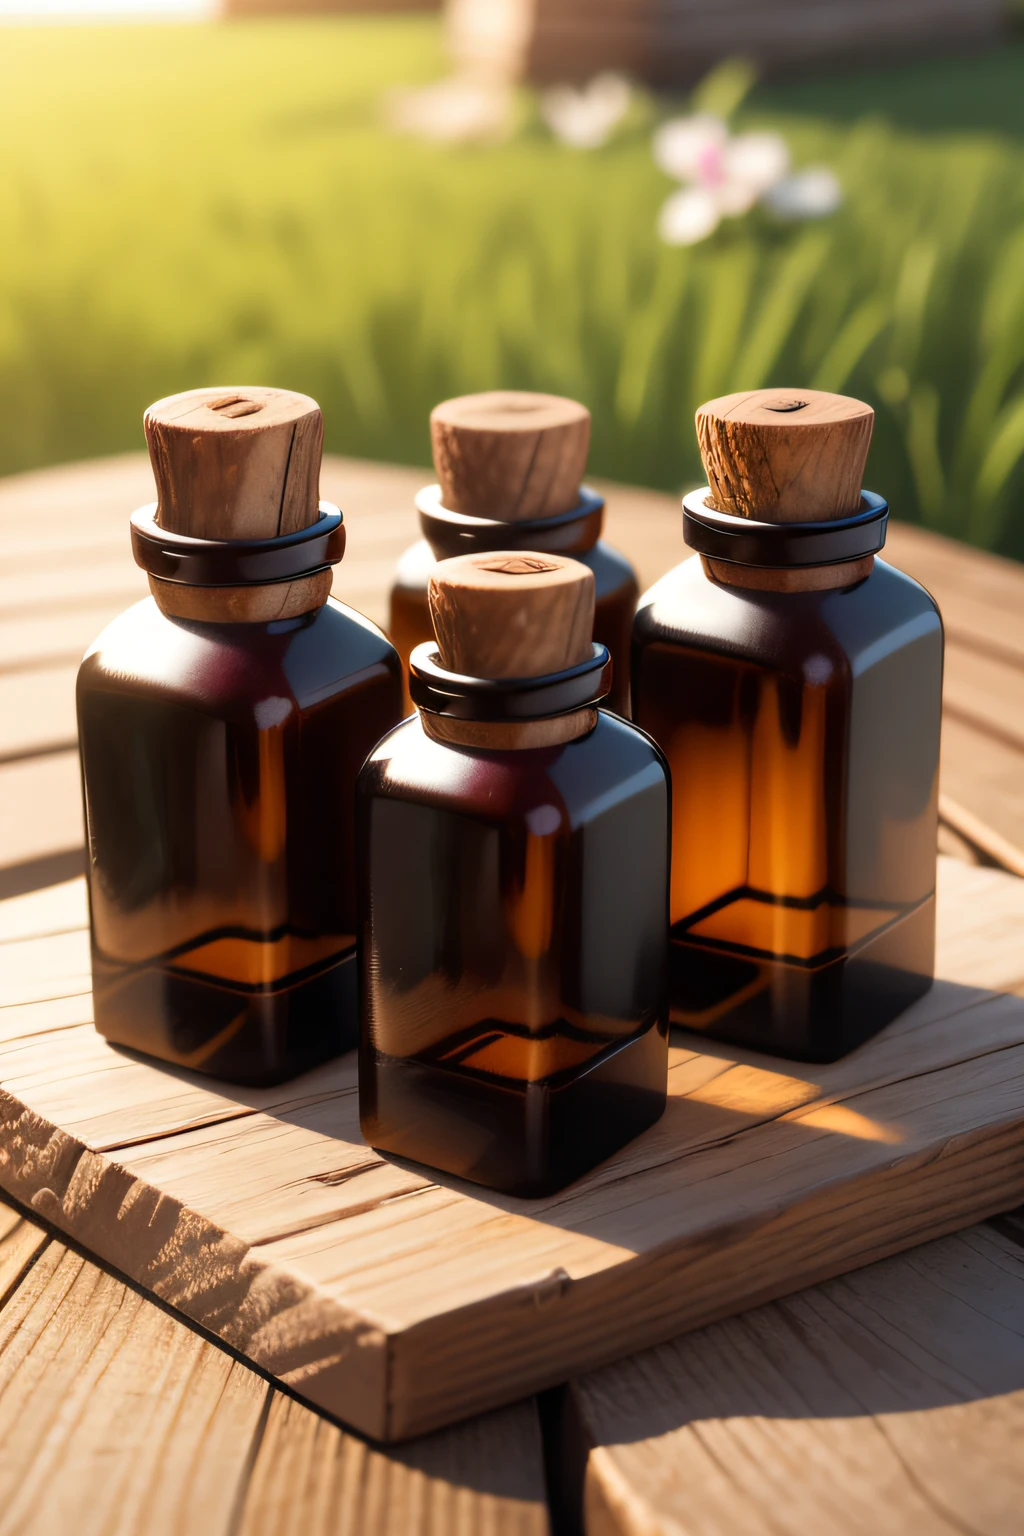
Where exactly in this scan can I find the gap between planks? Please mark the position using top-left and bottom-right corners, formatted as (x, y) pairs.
(566, 1219), (1024, 1536)
(0, 1194), (550, 1536)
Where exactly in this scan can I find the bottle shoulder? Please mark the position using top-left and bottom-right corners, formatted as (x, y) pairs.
(579, 540), (639, 594)
(634, 554), (942, 674)
(361, 712), (667, 829)
(78, 595), (400, 715)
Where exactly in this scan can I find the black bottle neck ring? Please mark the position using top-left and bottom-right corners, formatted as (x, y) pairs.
(682, 488), (888, 569)
(415, 485), (604, 560)
(409, 641), (612, 721)
(130, 502), (346, 586)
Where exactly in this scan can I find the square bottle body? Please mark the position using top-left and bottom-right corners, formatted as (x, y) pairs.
(77, 596), (402, 1085)
(632, 557), (943, 1061)
(357, 712), (671, 1195)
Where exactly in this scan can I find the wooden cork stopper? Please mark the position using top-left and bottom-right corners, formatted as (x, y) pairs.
(430, 392), (590, 522)
(696, 388), (874, 523)
(145, 386), (323, 540)
(696, 388), (875, 593)
(142, 386), (328, 621)
(428, 552), (594, 680)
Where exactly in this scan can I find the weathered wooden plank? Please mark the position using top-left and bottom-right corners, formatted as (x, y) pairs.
(932, 856), (1024, 991)
(0, 751), (83, 874)
(941, 714), (1024, 859)
(238, 1393), (549, 1536)
(568, 1221), (1024, 1536)
(0, 1192), (550, 1536)
(0, 994), (94, 1047)
(886, 521), (1024, 670)
(0, 1199), (47, 1305)
(0, 875), (86, 943)
(943, 642), (1024, 754)
(0, 1236), (268, 1536)
(1, 859), (1023, 1440)
(0, 605), (134, 676)
(0, 561), (146, 621)
(0, 928), (91, 1006)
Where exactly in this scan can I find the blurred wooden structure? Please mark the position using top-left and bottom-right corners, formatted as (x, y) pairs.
(447, 0), (1007, 85)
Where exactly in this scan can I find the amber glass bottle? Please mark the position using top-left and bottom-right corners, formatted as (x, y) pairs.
(388, 392), (638, 715)
(360, 552), (670, 1195)
(631, 390), (943, 1061)
(77, 387), (403, 1084)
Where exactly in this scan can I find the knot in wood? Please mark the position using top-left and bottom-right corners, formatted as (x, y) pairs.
(478, 556), (561, 576)
(206, 394), (264, 420)
(428, 549), (594, 679)
(143, 385), (323, 543)
(696, 387), (874, 524)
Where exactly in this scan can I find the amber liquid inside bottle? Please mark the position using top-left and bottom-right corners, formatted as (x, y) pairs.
(389, 537), (638, 716)
(78, 595), (402, 1085)
(632, 557), (942, 1061)
(358, 712), (670, 1194)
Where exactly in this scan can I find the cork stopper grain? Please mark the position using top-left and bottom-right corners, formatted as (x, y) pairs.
(431, 391), (591, 522)
(429, 552), (595, 680)
(145, 386), (323, 540)
(697, 388), (874, 523)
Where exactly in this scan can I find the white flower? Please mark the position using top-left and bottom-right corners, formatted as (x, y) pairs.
(652, 113), (729, 182)
(763, 166), (843, 220)
(654, 113), (791, 244)
(658, 187), (721, 247)
(654, 112), (842, 245)
(720, 133), (791, 208)
(541, 73), (632, 150)
(387, 74), (512, 144)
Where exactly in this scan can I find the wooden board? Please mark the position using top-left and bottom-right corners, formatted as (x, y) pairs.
(567, 1220), (1024, 1535)
(2, 857), (1024, 1442)
(0, 1193), (550, 1536)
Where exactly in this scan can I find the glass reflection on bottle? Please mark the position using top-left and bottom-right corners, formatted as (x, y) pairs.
(632, 557), (942, 1061)
(78, 596), (402, 1085)
(358, 712), (670, 1195)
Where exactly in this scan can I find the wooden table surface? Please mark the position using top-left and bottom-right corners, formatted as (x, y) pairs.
(2, 454), (1024, 1533)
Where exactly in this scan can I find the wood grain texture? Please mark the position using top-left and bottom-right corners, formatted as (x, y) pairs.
(570, 1222), (1024, 1536)
(142, 386), (329, 623)
(696, 388), (874, 522)
(428, 550), (594, 676)
(0, 1236), (268, 1536)
(0, 1198), (47, 1305)
(431, 391), (590, 521)
(0, 1192), (550, 1536)
(1, 858), (1024, 1440)
(939, 794), (1024, 881)
(238, 1392), (549, 1536)
(145, 386), (323, 540)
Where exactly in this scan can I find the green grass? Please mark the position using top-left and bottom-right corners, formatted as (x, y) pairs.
(2, 19), (1024, 555)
